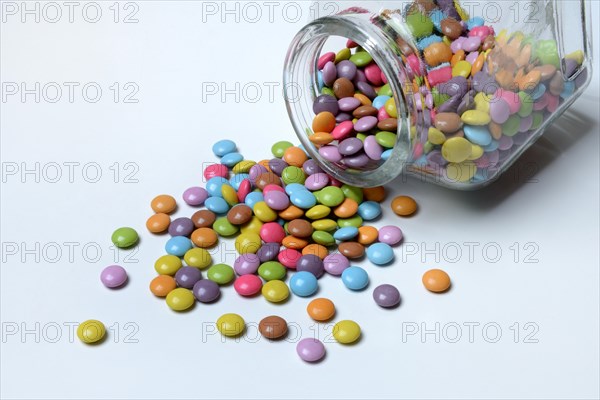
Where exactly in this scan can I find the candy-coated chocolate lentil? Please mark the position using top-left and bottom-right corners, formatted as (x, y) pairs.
(337, 215), (363, 228)
(338, 242), (365, 259)
(227, 204), (253, 226)
(77, 320), (106, 344)
(323, 253), (350, 276)
(357, 201), (382, 221)
(333, 320), (361, 344)
(340, 185), (363, 203)
(151, 195), (177, 214)
(111, 227), (138, 248)
(150, 275), (177, 297)
(221, 152), (244, 168)
(283, 146), (308, 167)
(271, 141), (294, 158)
(240, 216), (263, 235)
(233, 253), (261, 275)
(278, 248), (302, 269)
(261, 280), (290, 303)
(391, 196), (418, 216)
(259, 316), (288, 339)
(296, 254), (324, 278)
(146, 213), (171, 233)
(205, 196), (230, 214)
(182, 187), (208, 206)
(296, 338), (326, 362)
(168, 217), (195, 237)
(193, 279), (221, 303)
(221, 185), (239, 207)
(213, 217), (239, 237)
(373, 284), (401, 308)
(378, 226), (403, 245)
(307, 298), (336, 321)
(302, 243), (329, 260)
(191, 228), (218, 248)
(367, 242), (395, 265)
(183, 248), (212, 269)
(232, 160), (256, 174)
(357, 226), (379, 245)
(253, 201), (278, 223)
(311, 219), (337, 232)
(154, 255), (182, 276)
(289, 271), (318, 297)
(312, 230), (335, 247)
(235, 232), (262, 254)
(259, 222), (285, 243)
(422, 269), (451, 292)
(175, 266), (202, 289)
(204, 164), (229, 181)
(282, 235), (309, 250)
(166, 288), (195, 311)
(333, 226), (359, 241)
(258, 261), (286, 281)
(100, 265), (128, 288)
(207, 264), (235, 285)
(191, 210), (216, 229)
(217, 313), (245, 337)
(234, 274), (263, 296)
(334, 198), (359, 218)
(341, 266), (369, 290)
(306, 205), (331, 220)
(165, 236), (193, 257)
(212, 139), (237, 157)
(256, 242), (281, 262)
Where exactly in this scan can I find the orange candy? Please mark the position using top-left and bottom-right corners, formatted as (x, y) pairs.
(307, 298), (336, 321)
(391, 195), (418, 216)
(363, 186), (386, 202)
(191, 228), (218, 248)
(278, 205), (304, 220)
(333, 198), (359, 218)
(357, 226), (379, 245)
(151, 194), (177, 214)
(422, 269), (451, 293)
(302, 243), (328, 260)
(312, 112), (336, 133)
(282, 146), (308, 168)
(150, 275), (177, 297)
(309, 132), (334, 145)
(353, 93), (372, 106)
(146, 213), (170, 233)
(282, 235), (309, 250)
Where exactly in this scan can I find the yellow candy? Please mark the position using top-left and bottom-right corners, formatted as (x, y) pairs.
(217, 313), (245, 337)
(441, 137), (472, 163)
(461, 110), (491, 125)
(427, 127), (446, 145)
(261, 280), (290, 303)
(235, 232), (262, 254)
(183, 248), (212, 268)
(77, 320), (106, 344)
(221, 185), (239, 207)
(384, 98), (397, 118)
(166, 288), (195, 311)
(452, 60), (472, 78)
(333, 320), (361, 344)
(253, 201), (277, 222)
(240, 216), (263, 235)
(311, 219), (337, 232)
(446, 161), (477, 182)
(306, 205), (331, 220)
(496, 29), (508, 46)
(154, 254), (182, 275)
(410, 126), (417, 140)
(232, 160), (256, 174)
(442, 36), (451, 46)
(467, 144), (484, 161)
(454, 0), (470, 20)
(473, 92), (491, 113)
(566, 50), (584, 64)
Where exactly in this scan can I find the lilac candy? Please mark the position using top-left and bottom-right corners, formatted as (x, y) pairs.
(466, 51), (479, 64)
(563, 58), (579, 79)
(450, 36), (466, 53)
(268, 158), (288, 176)
(336, 112), (352, 123)
(437, 93), (463, 113)
(341, 153), (369, 168)
(497, 135), (514, 151)
(323, 253), (350, 276)
(319, 146), (342, 163)
(168, 217), (195, 237)
(302, 159), (323, 175)
(100, 265), (128, 288)
(372, 284), (401, 308)
(322, 61), (337, 86)
(193, 279), (221, 303)
(338, 137), (363, 156)
(378, 225), (403, 245)
(257, 242), (281, 262)
(296, 338), (325, 362)
(427, 150), (448, 167)
(519, 115), (533, 132)
(512, 132), (529, 146)
(305, 173), (329, 191)
(364, 135), (383, 160)
(425, 93), (434, 109)
(472, 72), (497, 94)
(313, 94), (339, 115)
(175, 266), (202, 289)
(338, 97), (361, 112)
(249, 164), (268, 184)
(296, 255), (324, 278)
(337, 60), (357, 80)
(357, 81), (377, 99)
(352, 69), (367, 85)
(457, 92), (476, 115)
(264, 190), (290, 211)
(183, 187), (208, 206)
(462, 36), (481, 52)
(234, 253), (261, 275)
(354, 116), (378, 132)
(439, 76), (469, 97)
(490, 97), (510, 124)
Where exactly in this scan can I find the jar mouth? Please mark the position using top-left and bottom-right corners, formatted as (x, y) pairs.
(283, 15), (412, 188)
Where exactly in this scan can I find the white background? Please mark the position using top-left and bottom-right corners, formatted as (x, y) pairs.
(1, 1), (599, 399)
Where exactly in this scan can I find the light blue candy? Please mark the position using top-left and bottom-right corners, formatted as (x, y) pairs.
(483, 140), (499, 152)
(206, 177), (231, 197)
(429, 9), (446, 31)
(381, 149), (393, 161)
(165, 236), (192, 257)
(205, 196), (230, 214)
(212, 139), (237, 157)
(473, 169), (488, 182)
(244, 191), (264, 209)
(341, 266), (369, 291)
(229, 173), (250, 190)
(333, 226), (359, 241)
(414, 154), (428, 167)
(318, 70), (324, 89)
(290, 190), (317, 209)
(366, 243), (394, 266)
(285, 183), (306, 196)
(417, 35), (442, 51)
(289, 271), (318, 297)
(357, 201), (382, 221)
(464, 125), (493, 146)
(466, 17), (484, 30)
(220, 152), (244, 167)
(560, 81), (575, 99)
(530, 83), (546, 100)
(373, 95), (391, 110)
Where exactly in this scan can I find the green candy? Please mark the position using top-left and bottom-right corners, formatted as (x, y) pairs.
(378, 84), (393, 97)
(335, 48), (351, 63)
(213, 217), (239, 237)
(517, 91), (533, 117)
(318, 186), (345, 207)
(281, 166), (306, 185)
(207, 264), (235, 285)
(502, 115), (521, 137)
(341, 184), (363, 203)
(535, 40), (560, 68)
(375, 131), (397, 148)
(337, 215), (363, 228)
(356, 133), (367, 142)
(431, 88), (450, 107)
(423, 141), (434, 154)
(271, 141), (294, 158)
(321, 87), (335, 96)
(312, 230), (335, 247)
(258, 261), (286, 281)
(406, 11), (433, 38)
(349, 51), (373, 67)
(531, 112), (544, 130)
(111, 227), (138, 248)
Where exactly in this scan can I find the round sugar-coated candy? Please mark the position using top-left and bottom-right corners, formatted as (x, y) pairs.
(205, 196), (230, 214)
(191, 210), (216, 228)
(151, 195), (177, 214)
(207, 264), (235, 285)
(278, 248), (302, 269)
(150, 275), (177, 297)
(182, 187), (208, 206)
(221, 152), (244, 168)
(422, 269), (451, 292)
(357, 201), (382, 221)
(166, 288), (195, 311)
(334, 198), (359, 218)
(165, 236), (193, 256)
(227, 204), (253, 225)
(373, 284), (401, 308)
(146, 213), (170, 233)
(271, 141), (294, 158)
(235, 232), (262, 254)
(213, 217), (239, 237)
(100, 265), (128, 288)
(254, 242), (279, 263)
(283, 147), (308, 168)
(234, 274), (263, 296)
(282, 166), (306, 185)
(111, 227), (138, 248)
(296, 255), (324, 278)
(258, 261), (286, 281)
(333, 226), (359, 241)
(337, 215), (363, 228)
(341, 266), (369, 290)
(269, 158), (288, 176)
(333, 320), (361, 344)
(217, 313), (245, 337)
(307, 298), (335, 321)
(212, 139), (237, 157)
(391, 196), (418, 216)
(260, 222), (286, 243)
(306, 205), (331, 220)
(193, 279), (221, 303)
(358, 226), (379, 245)
(264, 190), (290, 211)
(253, 202), (278, 222)
(290, 190), (317, 209)
(234, 253), (261, 275)
(378, 226), (403, 245)
(297, 338), (325, 362)
(191, 228), (218, 248)
(221, 185), (239, 206)
(288, 219), (313, 238)
(204, 164), (229, 180)
(168, 217), (195, 237)
(319, 186), (345, 207)
(77, 320), (106, 344)
(154, 254), (182, 275)
(303, 244), (328, 260)
(367, 243), (394, 265)
(259, 316), (288, 340)
(289, 271), (318, 297)
(262, 280), (290, 303)
(175, 266), (202, 289)
(323, 253), (350, 276)
(338, 242), (365, 259)
(206, 177), (231, 197)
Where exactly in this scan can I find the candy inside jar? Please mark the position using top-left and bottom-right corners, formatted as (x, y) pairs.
(284, 0), (592, 189)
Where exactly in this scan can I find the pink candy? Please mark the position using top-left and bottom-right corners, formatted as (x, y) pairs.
(237, 179), (251, 203)
(260, 222), (286, 243)
(331, 120), (354, 140)
(364, 64), (383, 86)
(203, 164), (228, 180)
(377, 107), (390, 121)
(469, 26), (491, 39)
(496, 89), (521, 114)
(278, 249), (301, 269)
(234, 275), (262, 297)
(317, 52), (335, 70)
(427, 66), (452, 86)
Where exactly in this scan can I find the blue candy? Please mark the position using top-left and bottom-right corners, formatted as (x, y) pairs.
(429, 9), (446, 31)
(229, 173), (250, 190)
(333, 226), (359, 241)
(290, 190), (317, 209)
(381, 149), (393, 161)
(417, 35), (442, 51)
(483, 139), (499, 152)
(220, 152), (244, 167)
(357, 201), (382, 221)
(466, 17), (485, 30)
(464, 125), (493, 146)
(318, 70), (324, 89)
(560, 81), (575, 99)
(165, 236), (192, 257)
(244, 192), (264, 209)
(289, 271), (318, 297)
(206, 177), (231, 197)
(341, 266), (369, 290)
(372, 95), (391, 109)
(530, 83), (546, 100)
(285, 183), (306, 196)
(212, 139), (237, 157)
(205, 196), (230, 214)
(366, 243), (394, 266)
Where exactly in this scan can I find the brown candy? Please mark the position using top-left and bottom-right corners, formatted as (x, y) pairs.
(259, 316), (288, 340)
(377, 118), (398, 132)
(333, 77), (355, 99)
(434, 112), (463, 134)
(482, 35), (496, 52)
(338, 242), (365, 259)
(287, 219), (314, 238)
(191, 210), (216, 229)
(440, 17), (463, 40)
(226, 204), (253, 225)
(255, 172), (282, 190)
(353, 105), (378, 118)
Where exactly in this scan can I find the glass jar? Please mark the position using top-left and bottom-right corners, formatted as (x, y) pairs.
(284, 0), (593, 189)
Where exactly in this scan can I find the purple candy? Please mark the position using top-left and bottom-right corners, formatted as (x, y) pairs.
(335, 112), (352, 123)
(337, 60), (357, 80)
(372, 284), (401, 308)
(257, 242), (281, 262)
(175, 266), (202, 289)
(322, 61), (337, 86)
(296, 255), (324, 278)
(354, 116), (378, 132)
(338, 137), (363, 155)
(268, 158), (288, 176)
(357, 81), (377, 99)
(427, 150), (448, 167)
(319, 146), (342, 163)
(497, 135), (514, 151)
(490, 98), (510, 124)
(450, 36), (466, 53)
(296, 338), (325, 362)
(438, 76), (469, 97)
(302, 159), (323, 175)
(264, 190), (290, 210)
(100, 265), (128, 288)
(472, 72), (497, 94)
(193, 279), (221, 303)
(352, 69), (367, 85)
(305, 172), (329, 191)
(313, 94), (339, 115)
(249, 164), (268, 184)
(338, 97), (361, 112)
(183, 187), (208, 206)
(363, 135), (383, 160)
(437, 93), (463, 113)
(563, 58), (579, 79)
(466, 51), (479, 64)
(462, 36), (481, 52)
(487, 150), (500, 165)
(168, 217), (195, 237)
(323, 253), (350, 276)
(234, 253), (261, 275)
(378, 225), (403, 245)
(457, 92), (476, 115)
(341, 153), (369, 168)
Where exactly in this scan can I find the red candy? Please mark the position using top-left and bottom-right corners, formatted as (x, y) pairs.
(346, 39), (358, 48)
(234, 275), (262, 296)
(237, 179), (251, 203)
